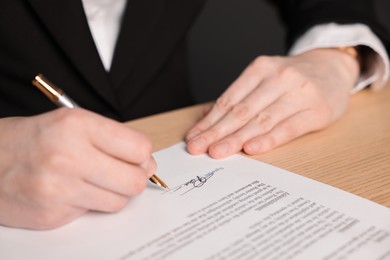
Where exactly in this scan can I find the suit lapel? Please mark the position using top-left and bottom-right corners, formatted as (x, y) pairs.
(25, 0), (120, 111)
(109, 0), (165, 88)
(111, 0), (206, 110)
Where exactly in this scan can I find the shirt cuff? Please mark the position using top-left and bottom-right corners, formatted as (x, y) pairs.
(288, 23), (390, 94)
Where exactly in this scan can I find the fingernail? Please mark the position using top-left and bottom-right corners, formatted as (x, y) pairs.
(190, 136), (207, 152)
(213, 142), (229, 157)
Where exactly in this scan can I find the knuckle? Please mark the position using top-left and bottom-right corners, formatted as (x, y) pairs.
(252, 56), (272, 69)
(222, 135), (245, 152)
(231, 103), (251, 122)
(204, 127), (221, 141)
(255, 113), (274, 132)
(215, 96), (233, 114)
(228, 134), (245, 146)
(278, 65), (301, 80)
(195, 119), (212, 132)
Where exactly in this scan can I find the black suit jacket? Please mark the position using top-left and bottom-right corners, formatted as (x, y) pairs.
(0, 0), (389, 121)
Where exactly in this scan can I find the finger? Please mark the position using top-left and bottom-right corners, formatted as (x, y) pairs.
(186, 60), (267, 140)
(81, 149), (149, 197)
(202, 104), (213, 116)
(207, 94), (305, 158)
(145, 157), (157, 179)
(34, 171), (134, 214)
(84, 110), (152, 165)
(22, 206), (86, 230)
(69, 180), (132, 213)
(243, 110), (325, 155)
(187, 77), (287, 155)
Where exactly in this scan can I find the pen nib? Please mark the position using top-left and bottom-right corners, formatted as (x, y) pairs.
(150, 175), (170, 189)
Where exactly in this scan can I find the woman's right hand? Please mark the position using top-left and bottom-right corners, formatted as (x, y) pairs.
(0, 108), (155, 230)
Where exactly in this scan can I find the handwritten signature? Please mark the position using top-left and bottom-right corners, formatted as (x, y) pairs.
(163, 167), (224, 196)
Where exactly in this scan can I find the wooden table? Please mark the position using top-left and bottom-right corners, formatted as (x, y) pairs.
(128, 82), (390, 208)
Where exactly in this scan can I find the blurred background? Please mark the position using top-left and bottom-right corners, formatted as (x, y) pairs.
(188, 0), (390, 102)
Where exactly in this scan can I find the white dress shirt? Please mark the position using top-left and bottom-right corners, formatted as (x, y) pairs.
(290, 23), (389, 92)
(81, 0), (389, 91)
(81, 0), (126, 71)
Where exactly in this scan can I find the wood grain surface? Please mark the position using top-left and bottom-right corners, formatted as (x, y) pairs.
(128, 82), (390, 207)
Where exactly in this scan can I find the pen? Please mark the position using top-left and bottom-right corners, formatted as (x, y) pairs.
(32, 74), (169, 189)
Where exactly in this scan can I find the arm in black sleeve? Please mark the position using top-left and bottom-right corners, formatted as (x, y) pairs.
(267, 0), (390, 53)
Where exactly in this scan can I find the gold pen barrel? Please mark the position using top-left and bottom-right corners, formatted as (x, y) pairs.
(32, 74), (78, 108)
(32, 74), (169, 190)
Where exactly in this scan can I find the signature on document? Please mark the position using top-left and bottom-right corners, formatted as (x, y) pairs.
(163, 167), (224, 196)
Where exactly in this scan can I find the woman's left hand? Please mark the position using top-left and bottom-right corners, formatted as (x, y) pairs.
(186, 48), (359, 158)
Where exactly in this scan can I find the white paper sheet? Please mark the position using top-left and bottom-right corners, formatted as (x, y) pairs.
(0, 142), (389, 260)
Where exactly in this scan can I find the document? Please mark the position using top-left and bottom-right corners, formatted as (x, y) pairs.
(1, 142), (389, 260)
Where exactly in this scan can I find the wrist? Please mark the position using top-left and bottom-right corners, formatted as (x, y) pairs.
(333, 46), (362, 73)
(324, 46), (361, 85)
